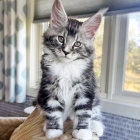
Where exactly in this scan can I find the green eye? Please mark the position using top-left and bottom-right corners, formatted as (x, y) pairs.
(74, 41), (81, 47)
(58, 36), (64, 43)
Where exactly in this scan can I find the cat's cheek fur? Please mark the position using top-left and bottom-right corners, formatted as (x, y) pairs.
(72, 129), (93, 140)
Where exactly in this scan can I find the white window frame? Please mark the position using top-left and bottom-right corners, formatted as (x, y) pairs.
(100, 14), (140, 120)
(114, 15), (140, 98)
(27, 23), (42, 97)
(27, 22), (48, 97)
(27, 14), (140, 120)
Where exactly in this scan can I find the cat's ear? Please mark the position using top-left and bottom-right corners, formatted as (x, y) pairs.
(50, 0), (68, 29)
(81, 8), (108, 38)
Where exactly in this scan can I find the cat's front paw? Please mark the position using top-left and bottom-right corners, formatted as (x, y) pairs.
(72, 129), (92, 140)
(46, 129), (63, 138)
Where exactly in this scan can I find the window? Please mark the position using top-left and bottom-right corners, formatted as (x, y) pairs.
(27, 22), (48, 97)
(98, 13), (140, 119)
(109, 13), (140, 100)
(94, 19), (105, 87)
(124, 13), (140, 92)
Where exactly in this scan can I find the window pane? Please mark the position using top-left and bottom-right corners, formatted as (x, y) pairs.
(94, 19), (104, 86)
(124, 13), (140, 92)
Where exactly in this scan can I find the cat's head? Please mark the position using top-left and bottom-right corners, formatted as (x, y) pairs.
(43, 0), (107, 63)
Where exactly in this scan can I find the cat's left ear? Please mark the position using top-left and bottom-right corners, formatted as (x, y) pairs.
(50, 0), (68, 29)
(81, 8), (108, 39)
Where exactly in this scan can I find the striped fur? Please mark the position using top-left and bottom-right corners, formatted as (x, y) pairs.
(36, 0), (106, 139)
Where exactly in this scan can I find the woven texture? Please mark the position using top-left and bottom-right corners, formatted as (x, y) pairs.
(10, 108), (99, 140)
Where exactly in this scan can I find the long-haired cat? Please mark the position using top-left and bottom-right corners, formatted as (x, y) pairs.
(36, 0), (107, 139)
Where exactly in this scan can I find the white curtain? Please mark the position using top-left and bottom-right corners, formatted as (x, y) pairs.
(0, 0), (27, 103)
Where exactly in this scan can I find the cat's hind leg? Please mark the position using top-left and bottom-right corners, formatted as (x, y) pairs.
(91, 119), (104, 137)
(91, 105), (104, 137)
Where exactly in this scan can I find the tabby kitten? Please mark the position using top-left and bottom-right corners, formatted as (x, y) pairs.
(37, 0), (107, 139)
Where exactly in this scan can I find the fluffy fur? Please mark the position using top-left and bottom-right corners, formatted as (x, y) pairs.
(36, 0), (107, 139)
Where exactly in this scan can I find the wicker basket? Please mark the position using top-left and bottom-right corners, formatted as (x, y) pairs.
(0, 108), (99, 140)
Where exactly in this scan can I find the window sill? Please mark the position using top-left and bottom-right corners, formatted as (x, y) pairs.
(101, 98), (140, 120)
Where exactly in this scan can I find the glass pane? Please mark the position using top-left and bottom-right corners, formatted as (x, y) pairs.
(94, 19), (104, 86)
(124, 13), (140, 92)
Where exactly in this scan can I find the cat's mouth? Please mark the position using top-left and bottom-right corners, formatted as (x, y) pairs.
(56, 54), (74, 63)
(61, 55), (72, 61)
(59, 52), (71, 59)
(56, 50), (82, 62)
(58, 55), (83, 64)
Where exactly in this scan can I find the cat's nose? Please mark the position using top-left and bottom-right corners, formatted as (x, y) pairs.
(62, 50), (70, 56)
(62, 48), (70, 56)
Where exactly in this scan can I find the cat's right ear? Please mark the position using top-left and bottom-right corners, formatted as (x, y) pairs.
(50, 0), (68, 29)
(81, 8), (108, 39)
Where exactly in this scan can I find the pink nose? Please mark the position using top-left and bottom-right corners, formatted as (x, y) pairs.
(63, 50), (70, 55)
(62, 48), (70, 56)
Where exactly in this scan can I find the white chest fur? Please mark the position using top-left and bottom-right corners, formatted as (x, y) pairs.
(50, 59), (87, 119)
(50, 59), (87, 80)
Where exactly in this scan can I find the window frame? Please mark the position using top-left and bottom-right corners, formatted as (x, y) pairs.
(100, 14), (140, 98)
(27, 23), (42, 97)
(114, 14), (140, 97)
(100, 14), (140, 120)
